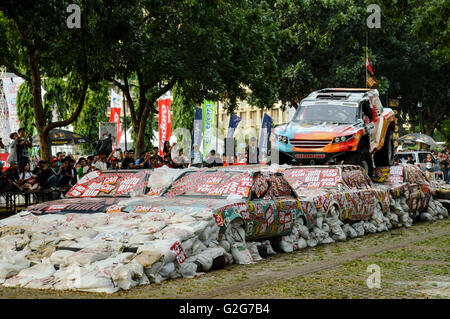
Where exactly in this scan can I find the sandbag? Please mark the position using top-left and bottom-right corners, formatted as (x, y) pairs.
(111, 262), (145, 290)
(180, 262), (198, 279)
(419, 212), (433, 221)
(231, 243), (253, 264)
(246, 242), (263, 261)
(352, 222), (365, 237)
(66, 243), (112, 266)
(296, 237), (308, 249)
(262, 240), (276, 256)
(342, 224), (358, 239)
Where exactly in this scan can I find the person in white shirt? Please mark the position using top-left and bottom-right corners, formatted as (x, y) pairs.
(94, 153), (108, 171)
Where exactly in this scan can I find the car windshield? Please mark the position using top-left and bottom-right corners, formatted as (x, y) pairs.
(283, 168), (341, 189)
(163, 170), (252, 199)
(396, 153), (414, 163)
(292, 103), (358, 124)
(65, 170), (148, 198)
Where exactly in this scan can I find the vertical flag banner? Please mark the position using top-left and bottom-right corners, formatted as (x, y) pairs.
(226, 113), (241, 139)
(202, 100), (215, 156)
(192, 107), (203, 149)
(258, 113), (273, 161)
(2, 77), (25, 134)
(109, 89), (123, 148)
(158, 98), (172, 156)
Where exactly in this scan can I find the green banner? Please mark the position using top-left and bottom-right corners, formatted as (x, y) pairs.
(202, 100), (216, 156)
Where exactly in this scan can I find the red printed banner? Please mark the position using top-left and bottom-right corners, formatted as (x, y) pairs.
(158, 98), (172, 156)
(110, 89), (123, 148)
(0, 153), (9, 171)
(170, 241), (186, 264)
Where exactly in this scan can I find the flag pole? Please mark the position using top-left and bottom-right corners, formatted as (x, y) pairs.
(365, 28), (368, 88)
(216, 101), (219, 154)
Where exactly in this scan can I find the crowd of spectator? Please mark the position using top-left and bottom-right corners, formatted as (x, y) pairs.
(4, 129), (447, 193)
(0, 136), (268, 192)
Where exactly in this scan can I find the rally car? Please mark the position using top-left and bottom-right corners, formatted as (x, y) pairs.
(372, 164), (435, 217)
(279, 165), (390, 228)
(24, 170), (153, 215)
(272, 88), (395, 176)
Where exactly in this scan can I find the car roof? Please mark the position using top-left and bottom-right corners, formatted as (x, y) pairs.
(302, 88), (378, 103)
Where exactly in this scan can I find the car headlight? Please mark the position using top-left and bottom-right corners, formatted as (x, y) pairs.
(275, 134), (288, 144)
(332, 134), (354, 144)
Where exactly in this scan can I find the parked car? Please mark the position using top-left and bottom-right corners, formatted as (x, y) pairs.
(272, 88), (395, 176)
(24, 170), (154, 215)
(126, 168), (311, 241)
(372, 164), (436, 217)
(279, 165), (390, 228)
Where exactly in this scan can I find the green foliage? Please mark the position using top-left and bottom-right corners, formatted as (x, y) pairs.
(172, 83), (196, 135)
(73, 82), (109, 154)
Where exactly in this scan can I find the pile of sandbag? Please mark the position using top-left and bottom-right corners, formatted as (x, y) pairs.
(419, 197), (449, 221)
(0, 206), (244, 293)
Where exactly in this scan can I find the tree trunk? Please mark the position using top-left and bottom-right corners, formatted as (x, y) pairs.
(26, 48), (52, 161)
(134, 99), (154, 158)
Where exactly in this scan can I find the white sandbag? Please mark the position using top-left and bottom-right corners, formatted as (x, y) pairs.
(158, 261), (177, 280)
(74, 270), (119, 293)
(352, 222), (365, 237)
(376, 224), (388, 232)
(296, 224), (310, 240)
(306, 238), (318, 247)
(192, 239), (207, 255)
(17, 263), (56, 279)
(321, 223), (330, 233)
(28, 234), (59, 251)
(231, 243), (254, 264)
(330, 225), (346, 242)
(194, 247), (226, 271)
(0, 261), (30, 279)
(219, 240), (231, 252)
(66, 243), (112, 266)
(312, 227), (328, 242)
(111, 262), (145, 290)
(223, 219), (246, 244)
(0, 234), (30, 252)
(157, 224), (195, 241)
(321, 237), (335, 244)
(246, 242), (263, 262)
(116, 252), (136, 264)
(180, 262), (197, 279)
(262, 240), (276, 256)
(279, 236), (294, 253)
(128, 234), (156, 245)
(2, 274), (34, 288)
(296, 237), (308, 249)
(363, 222), (377, 234)
(137, 239), (178, 264)
(342, 224), (358, 239)
(138, 221), (167, 234)
(419, 212), (433, 221)
(49, 250), (75, 266)
(24, 276), (56, 290)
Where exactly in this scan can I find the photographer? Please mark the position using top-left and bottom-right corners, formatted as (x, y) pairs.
(17, 128), (32, 169)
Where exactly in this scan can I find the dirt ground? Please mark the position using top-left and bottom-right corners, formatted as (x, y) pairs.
(1, 218), (449, 299)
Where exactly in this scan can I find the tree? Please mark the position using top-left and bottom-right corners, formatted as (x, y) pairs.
(171, 83), (196, 136)
(109, 0), (280, 158)
(0, 1), (136, 160)
(271, 0), (449, 135)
